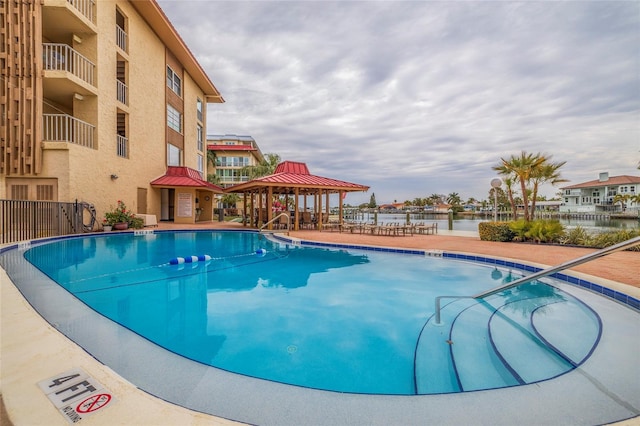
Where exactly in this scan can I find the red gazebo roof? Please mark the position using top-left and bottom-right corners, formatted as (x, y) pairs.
(150, 166), (223, 192)
(225, 161), (369, 194)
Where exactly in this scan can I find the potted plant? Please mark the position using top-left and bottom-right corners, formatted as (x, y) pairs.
(102, 219), (113, 232)
(104, 200), (139, 230)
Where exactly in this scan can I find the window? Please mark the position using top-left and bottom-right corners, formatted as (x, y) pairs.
(196, 98), (203, 122)
(166, 66), (181, 96)
(167, 105), (181, 132)
(197, 125), (203, 151)
(167, 144), (181, 166)
(197, 154), (204, 176)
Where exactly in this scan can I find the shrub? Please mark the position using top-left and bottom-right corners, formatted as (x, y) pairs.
(479, 222), (515, 242)
(590, 229), (640, 251)
(562, 226), (591, 246)
(524, 220), (565, 243)
(508, 219), (531, 241)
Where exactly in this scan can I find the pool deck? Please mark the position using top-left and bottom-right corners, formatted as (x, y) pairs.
(1, 221), (639, 425)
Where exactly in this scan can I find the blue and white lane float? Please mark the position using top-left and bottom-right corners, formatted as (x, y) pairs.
(169, 249), (267, 265)
(169, 254), (212, 265)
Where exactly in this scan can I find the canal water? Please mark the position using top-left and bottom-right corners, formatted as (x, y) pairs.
(356, 213), (640, 234)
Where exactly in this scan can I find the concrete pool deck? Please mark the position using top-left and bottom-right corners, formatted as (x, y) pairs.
(1, 221), (639, 425)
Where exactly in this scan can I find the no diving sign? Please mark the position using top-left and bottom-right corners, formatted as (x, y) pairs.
(38, 368), (115, 423)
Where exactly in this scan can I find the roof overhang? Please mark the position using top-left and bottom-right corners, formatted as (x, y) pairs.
(150, 166), (223, 193)
(130, 0), (224, 103)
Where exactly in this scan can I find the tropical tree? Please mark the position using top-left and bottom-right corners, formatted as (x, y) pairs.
(206, 150), (220, 184)
(428, 194), (443, 205)
(497, 176), (518, 220)
(221, 193), (240, 208)
(530, 158), (567, 216)
(613, 194), (630, 212)
(446, 192), (462, 206)
(493, 151), (547, 221)
(242, 153), (282, 179)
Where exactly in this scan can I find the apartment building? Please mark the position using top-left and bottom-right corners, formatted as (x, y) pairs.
(560, 172), (640, 213)
(1, 0), (224, 225)
(207, 134), (264, 187)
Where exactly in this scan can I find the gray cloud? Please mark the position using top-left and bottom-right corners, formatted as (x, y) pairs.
(158, 0), (640, 204)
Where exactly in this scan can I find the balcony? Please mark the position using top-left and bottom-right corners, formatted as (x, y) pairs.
(116, 25), (128, 53)
(117, 80), (128, 105)
(43, 114), (95, 149)
(43, 0), (97, 40)
(42, 43), (97, 107)
(117, 135), (129, 158)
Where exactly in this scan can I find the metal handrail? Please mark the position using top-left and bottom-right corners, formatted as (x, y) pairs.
(259, 212), (290, 233)
(434, 236), (640, 325)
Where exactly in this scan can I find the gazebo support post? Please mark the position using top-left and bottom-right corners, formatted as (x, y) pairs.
(317, 190), (323, 231)
(267, 186), (273, 230)
(294, 187), (300, 231)
(243, 192), (248, 227)
(339, 191), (344, 226)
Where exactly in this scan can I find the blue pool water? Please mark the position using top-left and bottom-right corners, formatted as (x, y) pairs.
(22, 231), (601, 395)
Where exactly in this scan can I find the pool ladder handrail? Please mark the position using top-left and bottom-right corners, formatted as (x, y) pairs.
(434, 236), (640, 325)
(259, 212), (290, 235)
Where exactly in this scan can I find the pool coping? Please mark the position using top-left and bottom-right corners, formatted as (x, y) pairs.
(2, 230), (639, 425)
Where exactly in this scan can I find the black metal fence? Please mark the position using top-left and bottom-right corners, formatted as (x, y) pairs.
(0, 199), (95, 245)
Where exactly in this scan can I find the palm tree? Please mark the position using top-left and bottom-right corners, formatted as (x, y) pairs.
(446, 192), (462, 206)
(493, 151), (546, 221)
(498, 176), (518, 220)
(530, 158), (567, 217)
(613, 194), (630, 212)
(242, 153), (282, 179)
(428, 194), (442, 206)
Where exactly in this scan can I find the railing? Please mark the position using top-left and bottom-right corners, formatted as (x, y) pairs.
(259, 212), (290, 233)
(116, 25), (128, 52)
(434, 236), (640, 324)
(117, 134), (128, 158)
(66, 0), (95, 24)
(43, 43), (95, 87)
(0, 200), (97, 245)
(43, 114), (95, 149)
(117, 79), (128, 105)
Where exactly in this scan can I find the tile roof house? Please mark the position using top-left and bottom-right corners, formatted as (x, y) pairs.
(560, 172), (640, 213)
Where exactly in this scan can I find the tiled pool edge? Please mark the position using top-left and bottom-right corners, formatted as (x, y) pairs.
(274, 234), (640, 312)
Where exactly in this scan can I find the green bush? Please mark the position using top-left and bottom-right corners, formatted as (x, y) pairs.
(479, 222), (515, 242)
(481, 219), (639, 250)
(524, 220), (564, 243)
(562, 226), (591, 246)
(508, 219), (531, 241)
(590, 229), (640, 250)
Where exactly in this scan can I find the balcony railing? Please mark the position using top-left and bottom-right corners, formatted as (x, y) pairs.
(117, 79), (128, 105)
(117, 134), (128, 158)
(66, 0), (96, 24)
(116, 25), (128, 52)
(43, 43), (95, 87)
(43, 114), (95, 149)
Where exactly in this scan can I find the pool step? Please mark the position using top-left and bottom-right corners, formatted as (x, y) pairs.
(414, 288), (600, 395)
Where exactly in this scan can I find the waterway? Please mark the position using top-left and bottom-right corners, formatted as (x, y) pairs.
(353, 212), (639, 234)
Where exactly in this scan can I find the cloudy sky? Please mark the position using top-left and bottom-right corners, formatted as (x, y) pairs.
(157, 0), (639, 205)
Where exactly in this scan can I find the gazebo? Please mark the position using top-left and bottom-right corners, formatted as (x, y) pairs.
(224, 161), (369, 230)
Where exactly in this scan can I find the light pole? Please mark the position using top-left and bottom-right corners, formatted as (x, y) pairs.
(491, 178), (502, 222)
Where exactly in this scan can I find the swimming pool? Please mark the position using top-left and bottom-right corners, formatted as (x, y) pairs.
(2, 230), (639, 425)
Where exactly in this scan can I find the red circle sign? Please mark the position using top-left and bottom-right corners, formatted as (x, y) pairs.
(76, 393), (112, 413)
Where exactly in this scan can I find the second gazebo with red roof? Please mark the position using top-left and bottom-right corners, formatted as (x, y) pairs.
(224, 161), (369, 230)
